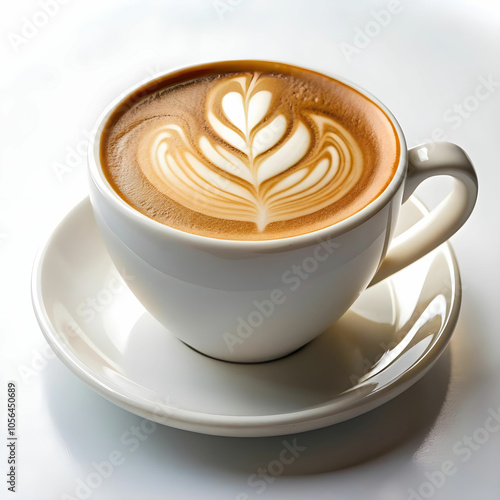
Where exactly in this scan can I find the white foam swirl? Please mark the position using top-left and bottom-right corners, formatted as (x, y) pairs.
(138, 73), (364, 231)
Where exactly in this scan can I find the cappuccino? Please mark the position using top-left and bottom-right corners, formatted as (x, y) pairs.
(100, 61), (399, 240)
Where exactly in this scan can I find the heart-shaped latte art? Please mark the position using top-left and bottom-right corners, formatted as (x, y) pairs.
(138, 73), (363, 231)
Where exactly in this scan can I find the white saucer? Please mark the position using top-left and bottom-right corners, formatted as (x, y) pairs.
(32, 197), (461, 437)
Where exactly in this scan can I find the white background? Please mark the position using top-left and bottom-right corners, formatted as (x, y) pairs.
(1, 0), (500, 499)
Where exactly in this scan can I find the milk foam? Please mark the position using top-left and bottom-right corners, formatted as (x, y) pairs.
(137, 73), (364, 231)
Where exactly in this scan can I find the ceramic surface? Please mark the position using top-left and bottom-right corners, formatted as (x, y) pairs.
(32, 196), (460, 437)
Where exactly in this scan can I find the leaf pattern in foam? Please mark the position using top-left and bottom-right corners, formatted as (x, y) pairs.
(139, 74), (364, 232)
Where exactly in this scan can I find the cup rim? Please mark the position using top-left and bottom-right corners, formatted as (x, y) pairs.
(88, 59), (408, 251)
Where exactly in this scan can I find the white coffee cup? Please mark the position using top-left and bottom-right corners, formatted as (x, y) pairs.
(88, 62), (478, 363)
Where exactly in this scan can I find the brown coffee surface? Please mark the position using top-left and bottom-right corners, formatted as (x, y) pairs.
(100, 61), (400, 240)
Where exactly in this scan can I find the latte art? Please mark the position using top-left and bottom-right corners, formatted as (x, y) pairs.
(138, 73), (364, 231)
(101, 61), (400, 240)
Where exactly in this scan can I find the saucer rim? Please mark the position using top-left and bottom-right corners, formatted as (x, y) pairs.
(31, 196), (461, 437)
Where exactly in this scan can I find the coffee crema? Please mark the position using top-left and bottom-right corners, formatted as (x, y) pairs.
(100, 61), (400, 240)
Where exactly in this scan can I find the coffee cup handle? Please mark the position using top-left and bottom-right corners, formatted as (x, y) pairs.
(369, 142), (478, 286)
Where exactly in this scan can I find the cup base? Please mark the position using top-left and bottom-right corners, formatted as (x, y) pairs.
(180, 338), (310, 364)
